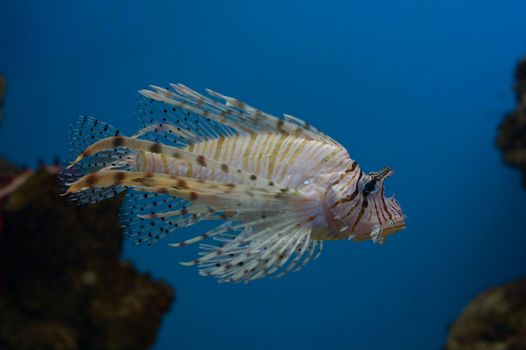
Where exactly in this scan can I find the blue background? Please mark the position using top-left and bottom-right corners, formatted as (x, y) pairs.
(1, 1), (526, 349)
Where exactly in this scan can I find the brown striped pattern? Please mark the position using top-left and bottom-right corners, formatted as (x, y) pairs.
(132, 132), (407, 240)
(139, 133), (349, 190)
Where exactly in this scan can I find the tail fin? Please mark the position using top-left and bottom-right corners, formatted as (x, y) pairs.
(60, 115), (135, 204)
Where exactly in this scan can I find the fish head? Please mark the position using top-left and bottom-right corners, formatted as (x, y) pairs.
(362, 167), (406, 240)
(335, 166), (406, 242)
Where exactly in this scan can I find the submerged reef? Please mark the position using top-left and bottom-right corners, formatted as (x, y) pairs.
(496, 57), (526, 187)
(445, 279), (526, 350)
(0, 160), (174, 350)
(445, 57), (526, 349)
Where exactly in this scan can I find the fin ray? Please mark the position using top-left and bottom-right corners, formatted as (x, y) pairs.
(60, 116), (135, 203)
(139, 84), (343, 147)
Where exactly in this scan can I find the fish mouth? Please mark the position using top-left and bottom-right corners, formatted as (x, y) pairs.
(381, 196), (406, 236)
(382, 219), (406, 236)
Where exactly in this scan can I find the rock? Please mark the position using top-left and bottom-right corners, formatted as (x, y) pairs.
(445, 279), (526, 350)
(496, 58), (526, 188)
(445, 57), (526, 350)
(0, 164), (174, 350)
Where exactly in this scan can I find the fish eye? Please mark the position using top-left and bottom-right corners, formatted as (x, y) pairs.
(363, 179), (377, 195)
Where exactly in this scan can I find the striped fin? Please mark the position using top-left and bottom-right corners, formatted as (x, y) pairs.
(66, 135), (280, 188)
(120, 189), (205, 246)
(66, 115), (120, 162)
(167, 206), (285, 248)
(134, 92), (237, 146)
(64, 170), (297, 207)
(183, 216), (315, 283)
(60, 116), (136, 204)
(244, 227), (309, 281)
(294, 240), (322, 272)
(119, 185), (289, 247)
(64, 168), (322, 282)
(273, 237), (311, 278)
(139, 84), (342, 147)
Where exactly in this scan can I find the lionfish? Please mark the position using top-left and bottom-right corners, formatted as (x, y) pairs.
(62, 84), (406, 283)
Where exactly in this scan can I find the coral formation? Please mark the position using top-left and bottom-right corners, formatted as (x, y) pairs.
(0, 162), (174, 350)
(496, 57), (526, 187)
(445, 279), (526, 350)
(446, 57), (526, 350)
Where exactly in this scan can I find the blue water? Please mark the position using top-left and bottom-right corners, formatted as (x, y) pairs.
(2, 1), (526, 349)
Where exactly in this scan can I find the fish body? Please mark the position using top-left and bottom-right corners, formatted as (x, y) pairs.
(62, 84), (405, 283)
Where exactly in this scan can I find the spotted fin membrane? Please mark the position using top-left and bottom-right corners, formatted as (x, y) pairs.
(62, 84), (333, 283)
(60, 115), (136, 204)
